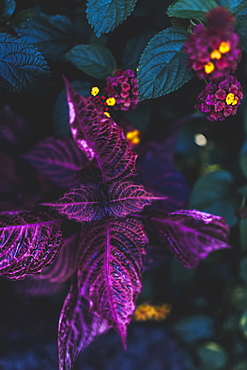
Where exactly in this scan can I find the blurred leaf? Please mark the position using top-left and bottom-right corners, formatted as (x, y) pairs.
(0, 33), (50, 93)
(218, 0), (247, 18)
(137, 27), (193, 101)
(122, 31), (157, 71)
(173, 315), (214, 343)
(189, 171), (237, 226)
(240, 219), (247, 250)
(53, 80), (92, 137)
(236, 20), (247, 52)
(197, 342), (228, 370)
(65, 44), (116, 79)
(240, 256), (247, 283)
(17, 13), (77, 61)
(122, 101), (151, 132)
(167, 0), (218, 20)
(2, 0), (16, 18)
(86, 0), (137, 37)
(240, 310), (247, 338)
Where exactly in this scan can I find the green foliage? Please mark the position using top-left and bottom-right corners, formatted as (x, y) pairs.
(17, 14), (77, 61)
(197, 342), (228, 370)
(122, 101), (151, 132)
(65, 44), (116, 79)
(2, 0), (15, 19)
(167, 0), (218, 21)
(0, 33), (50, 93)
(236, 20), (247, 53)
(86, 0), (137, 37)
(189, 171), (237, 226)
(137, 27), (193, 101)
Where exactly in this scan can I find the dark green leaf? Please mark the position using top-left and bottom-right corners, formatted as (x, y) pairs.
(17, 13), (77, 61)
(2, 0), (16, 18)
(240, 256), (247, 283)
(173, 315), (214, 343)
(65, 44), (116, 79)
(218, 0), (247, 18)
(240, 141), (247, 178)
(137, 27), (193, 101)
(122, 101), (151, 132)
(0, 33), (50, 93)
(53, 80), (93, 137)
(236, 20), (247, 53)
(240, 310), (247, 338)
(86, 0), (137, 37)
(197, 342), (228, 370)
(240, 219), (247, 250)
(167, 0), (218, 20)
(189, 170), (237, 226)
(122, 31), (157, 71)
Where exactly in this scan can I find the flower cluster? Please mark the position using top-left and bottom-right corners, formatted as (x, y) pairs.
(184, 7), (242, 81)
(104, 69), (139, 110)
(89, 86), (116, 117)
(133, 303), (172, 321)
(195, 75), (243, 121)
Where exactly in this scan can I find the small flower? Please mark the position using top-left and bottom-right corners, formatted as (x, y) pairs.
(133, 303), (172, 321)
(195, 75), (243, 121)
(104, 69), (139, 110)
(126, 129), (141, 146)
(184, 7), (242, 80)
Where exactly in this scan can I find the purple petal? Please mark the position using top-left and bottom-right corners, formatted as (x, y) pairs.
(22, 136), (87, 189)
(64, 78), (137, 183)
(150, 210), (231, 268)
(58, 277), (109, 370)
(77, 218), (148, 346)
(0, 210), (63, 280)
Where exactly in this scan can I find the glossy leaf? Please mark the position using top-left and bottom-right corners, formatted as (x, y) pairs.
(64, 78), (137, 183)
(22, 136), (87, 189)
(2, 0), (16, 18)
(17, 13), (77, 61)
(86, 0), (137, 37)
(0, 210), (63, 280)
(78, 218), (148, 345)
(137, 27), (193, 101)
(65, 44), (116, 79)
(151, 210), (230, 268)
(108, 181), (159, 218)
(58, 277), (109, 370)
(189, 170), (237, 226)
(0, 33), (50, 93)
(53, 80), (92, 137)
(167, 0), (218, 20)
(43, 184), (104, 222)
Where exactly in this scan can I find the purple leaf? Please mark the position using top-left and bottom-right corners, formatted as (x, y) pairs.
(42, 181), (159, 222)
(42, 184), (104, 222)
(22, 136), (87, 189)
(35, 233), (79, 283)
(64, 78), (137, 183)
(58, 277), (109, 370)
(77, 218), (148, 346)
(15, 276), (65, 296)
(150, 210), (231, 268)
(108, 181), (163, 218)
(0, 210), (63, 280)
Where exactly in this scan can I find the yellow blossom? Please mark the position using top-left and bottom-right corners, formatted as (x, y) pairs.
(104, 111), (111, 117)
(91, 86), (100, 96)
(219, 41), (231, 54)
(210, 50), (221, 60)
(106, 97), (116, 106)
(204, 62), (215, 74)
(225, 93), (235, 105)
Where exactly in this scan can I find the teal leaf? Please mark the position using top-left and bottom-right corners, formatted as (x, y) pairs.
(174, 315), (214, 343)
(17, 13), (77, 61)
(240, 310), (247, 338)
(167, 0), (218, 20)
(137, 27), (193, 101)
(86, 0), (137, 37)
(240, 141), (247, 178)
(65, 44), (116, 79)
(122, 31), (157, 71)
(197, 342), (228, 370)
(189, 170), (237, 226)
(218, 0), (247, 18)
(0, 33), (50, 93)
(2, 0), (16, 18)
(53, 80), (92, 137)
(122, 101), (151, 132)
(236, 20), (247, 53)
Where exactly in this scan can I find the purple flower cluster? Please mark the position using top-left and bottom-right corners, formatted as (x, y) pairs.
(195, 75), (243, 121)
(104, 69), (139, 110)
(184, 7), (242, 80)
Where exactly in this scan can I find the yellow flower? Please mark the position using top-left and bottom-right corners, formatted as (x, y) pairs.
(91, 86), (100, 96)
(106, 97), (116, 106)
(219, 41), (231, 54)
(210, 50), (221, 60)
(204, 62), (215, 74)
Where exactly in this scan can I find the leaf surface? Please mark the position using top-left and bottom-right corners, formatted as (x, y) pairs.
(22, 136), (88, 189)
(65, 44), (116, 79)
(167, 0), (218, 20)
(137, 27), (193, 101)
(17, 13), (77, 61)
(0, 211), (63, 280)
(86, 0), (137, 37)
(78, 218), (148, 344)
(58, 277), (109, 370)
(151, 210), (230, 268)
(64, 78), (137, 183)
(0, 33), (50, 93)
